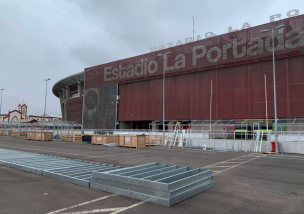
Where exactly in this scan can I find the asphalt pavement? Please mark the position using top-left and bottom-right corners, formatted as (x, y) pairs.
(0, 137), (303, 214)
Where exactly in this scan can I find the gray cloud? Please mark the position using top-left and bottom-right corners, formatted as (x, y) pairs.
(0, 0), (303, 116)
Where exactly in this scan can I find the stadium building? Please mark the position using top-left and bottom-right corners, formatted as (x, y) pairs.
(53, 15), (304, 131)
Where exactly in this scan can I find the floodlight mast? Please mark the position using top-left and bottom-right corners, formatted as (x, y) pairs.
(81, 70), (88, 133)
(157, 52), (171, 146)
(0, 89), (4, 121)
(261, 25), (285, 154)
(43, 79), (50, 133)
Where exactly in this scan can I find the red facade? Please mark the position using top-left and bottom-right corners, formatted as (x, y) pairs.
(81, 15), (304, 122)
(118, 56), (304, 121)
(66, 97), (83, 123)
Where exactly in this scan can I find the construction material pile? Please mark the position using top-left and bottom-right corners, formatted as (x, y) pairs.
(90, 162), (214, 207)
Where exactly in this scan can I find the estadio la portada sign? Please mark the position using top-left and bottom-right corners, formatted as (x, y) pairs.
(85, 13), (304, 88)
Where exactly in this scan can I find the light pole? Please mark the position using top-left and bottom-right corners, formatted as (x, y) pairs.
(261, 24), (285, 154)
(43, 79), (50, 131)
(157, 52), (171, 145)
(0, 89), (4, 121)
(81, 70), (88, 133)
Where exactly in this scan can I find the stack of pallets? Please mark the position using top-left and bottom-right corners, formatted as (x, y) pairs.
(18, 131), (26, 138)
(61, 134), (68, 142)
(66, 134), (84, 142)
(146, 135), (156, 146)
(12, 131), (19, 137)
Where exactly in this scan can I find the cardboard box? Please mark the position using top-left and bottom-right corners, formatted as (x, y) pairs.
(106, 135), (113, 144)
(105, 135), (119, 144)
(91, 135), (104, 145)
(34, 132), (53, 141)
(4, 130), (12, 136)
(26, 132), (33, 140)
(131, 136), (137, 147)
(30, 132), (35, 140)
(118, 136), (125, 147)
(137, 135), (147, 149)
(123, 134), (146, 149)
(112, 135), (119, 143)
(124, 135), (132, 147)
(42, 133), (53, 141)
(35, 132), (42, 140)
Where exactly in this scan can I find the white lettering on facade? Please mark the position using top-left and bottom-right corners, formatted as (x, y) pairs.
(104, 28), (303, 82)
(265, 34), (284, 52)
(247, 37), (264, 56)
(148, 60), (158, 74)
(286, 28), (304, 49)
(287, 9), (299, 17)
(241, 22), (251, 29)
(185, 37), (193, 43)
(207, 47), (222, 62)
(193, 45), (206, 66)
(233, 39), (246, 58)
(126, 65), (134, 78)
(119, 65), (126, 79)
(270, 14), (282, 22)
(205, 32), (215, 38)
(112, 68), (118, 80)
(150, 9), (300, 52)
(164, 54), (174, 71)
(135, 59), (144, 76)
(176, 40), (183, 46)
(175, 54), (185, 69)
(228, 26), (238, 33)
(167, 42), (174, 48)
(104, 66), (112, 81)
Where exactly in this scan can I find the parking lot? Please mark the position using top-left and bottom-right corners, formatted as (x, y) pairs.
(0, 137), (304, 214)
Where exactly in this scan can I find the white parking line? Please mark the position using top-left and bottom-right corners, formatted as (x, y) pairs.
(109, 201), (146, 214)
(202, 154), (262, 175)
(213, 157), (261, 175)
(149, 146), (215, 154)
(60, 207), (123, 214)
(49, 200), (145, 214)
(203, 155), (255, 168)
(47, 194), (116, 214)
(0, 145), (149, 158)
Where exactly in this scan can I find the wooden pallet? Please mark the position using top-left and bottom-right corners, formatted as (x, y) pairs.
(61, 134), (68, 141)
(66, 134), (84, 142)
(263, 152), (276, 154)
(12, 131), (19, 137)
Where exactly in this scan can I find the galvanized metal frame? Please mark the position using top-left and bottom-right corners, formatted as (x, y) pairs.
(90, 162), (214, 207)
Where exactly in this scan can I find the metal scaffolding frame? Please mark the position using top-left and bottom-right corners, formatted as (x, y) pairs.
(0, 121), (80, 142)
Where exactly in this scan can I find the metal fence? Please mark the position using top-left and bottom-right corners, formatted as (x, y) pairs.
(78, 128), (304, 154)
(1, 121), (304, 154)
(0, 121), (80, 141)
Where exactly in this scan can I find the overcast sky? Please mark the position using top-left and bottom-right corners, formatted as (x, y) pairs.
(0, 0), (303, 116)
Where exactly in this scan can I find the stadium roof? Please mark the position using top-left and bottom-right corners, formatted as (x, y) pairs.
(52, 72), (83, 98)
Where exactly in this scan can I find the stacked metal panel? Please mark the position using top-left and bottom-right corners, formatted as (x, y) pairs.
(90, 163), (214, 207)
(0, 149), (123, 187)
